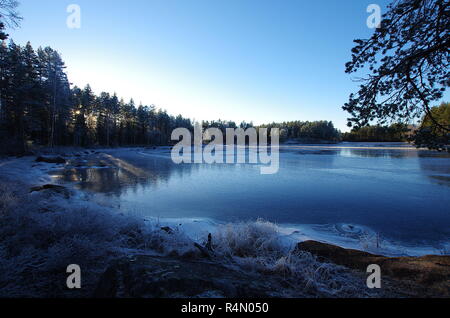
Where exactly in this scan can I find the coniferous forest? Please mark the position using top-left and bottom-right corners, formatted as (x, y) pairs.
(0, 41), (195, 153)
(0, 40), (345, 154)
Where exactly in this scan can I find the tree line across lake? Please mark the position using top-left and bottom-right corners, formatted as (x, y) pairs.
(0, 41), (343, 153)
(0, 40), (447, 154)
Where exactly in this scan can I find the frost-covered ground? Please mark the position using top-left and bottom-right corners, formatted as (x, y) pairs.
(0, 154), (392, 298)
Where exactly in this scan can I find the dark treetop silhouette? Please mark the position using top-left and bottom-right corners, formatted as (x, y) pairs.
(0, 0), (21, 40)
(344, 0), (449, 148)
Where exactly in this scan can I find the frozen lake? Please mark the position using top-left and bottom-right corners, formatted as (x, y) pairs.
(51, 143), (450, 255)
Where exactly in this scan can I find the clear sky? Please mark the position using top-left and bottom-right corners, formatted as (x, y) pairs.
(9, 0), (396, 131)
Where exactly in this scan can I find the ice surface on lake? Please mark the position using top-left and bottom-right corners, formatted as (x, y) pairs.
(48, 143), (450, 256)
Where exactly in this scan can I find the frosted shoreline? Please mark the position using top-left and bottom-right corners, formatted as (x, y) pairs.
(144, 216), (448, 257)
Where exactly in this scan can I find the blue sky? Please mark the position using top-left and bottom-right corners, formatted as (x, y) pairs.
(10, 0), (395, 131)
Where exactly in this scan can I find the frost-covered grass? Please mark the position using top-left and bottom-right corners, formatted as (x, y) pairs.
(0, 179), (203, 297)
(0, 177), (374, 298)
(212, 220), (373, 297)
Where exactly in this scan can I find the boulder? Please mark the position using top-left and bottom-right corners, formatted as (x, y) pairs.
(30, 184), (70, 198)
(160, 226), (174, 234)
(35, 156), (66, 164)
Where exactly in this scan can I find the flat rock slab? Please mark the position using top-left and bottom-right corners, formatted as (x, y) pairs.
(296, 240), (450, 297)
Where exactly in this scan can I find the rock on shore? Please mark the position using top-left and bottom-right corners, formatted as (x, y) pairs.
(296, 240), (450, 297)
